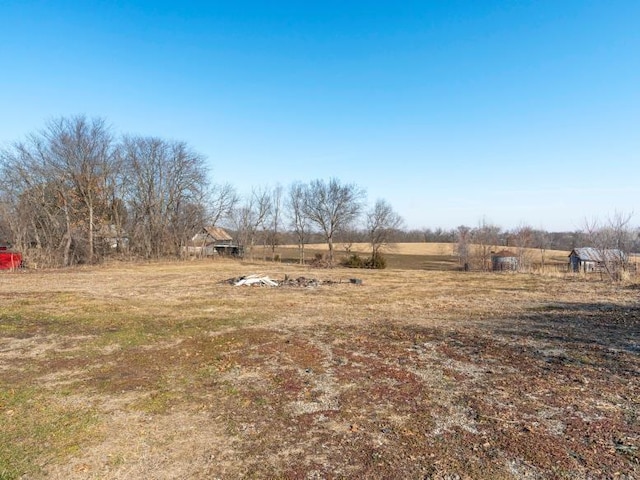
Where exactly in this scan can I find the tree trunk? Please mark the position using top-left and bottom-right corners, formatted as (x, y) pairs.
(87, 202), (94, 263)
(327, 235), (334, 264)
(62, 200), (72, 267)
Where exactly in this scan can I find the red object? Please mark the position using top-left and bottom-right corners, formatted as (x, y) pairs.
(0, 252), (22, 270)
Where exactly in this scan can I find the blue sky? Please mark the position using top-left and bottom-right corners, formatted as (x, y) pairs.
(1, 1), (639, 231)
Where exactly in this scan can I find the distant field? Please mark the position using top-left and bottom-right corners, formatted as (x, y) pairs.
(0, 259), (637, 478)
(269, 242), (571, 270)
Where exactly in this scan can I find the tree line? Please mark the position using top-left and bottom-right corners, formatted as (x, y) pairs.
(0, 116), (404, 267)
(1, 116), (637, 270)
(0, 117), (215, 266)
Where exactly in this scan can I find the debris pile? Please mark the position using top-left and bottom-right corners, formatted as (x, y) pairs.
(232, 274), (279, 287)
(282, 276), (322, 287)
(222, 274), (344, 288)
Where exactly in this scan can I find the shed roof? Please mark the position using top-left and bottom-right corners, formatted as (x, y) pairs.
(569, 247), (626, 262)
(492, 250), (517, 258)
(202, 226), (233, 241)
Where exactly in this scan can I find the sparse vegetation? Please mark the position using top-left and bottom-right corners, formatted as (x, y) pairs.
(0, 256), (638, 478)
(341, 252), (366, 268)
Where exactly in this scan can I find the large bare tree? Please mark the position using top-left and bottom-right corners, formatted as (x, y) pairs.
(302, 178), (365, 264)
(0, 116), (116, 265)
(0, 142), (74, 265)
(44, 116), (116, 263)
(120, 136), (208, 258)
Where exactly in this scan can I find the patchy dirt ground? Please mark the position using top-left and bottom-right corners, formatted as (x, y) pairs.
(0, 261), (638, 479)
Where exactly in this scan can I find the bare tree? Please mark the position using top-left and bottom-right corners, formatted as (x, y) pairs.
(43, 116), (116, 263)
(366, 199), (404, 266)
(266, 184), (283, 259)
(0, 124), (101, 266)
(0, 198), (13, 243)
(607, 211), (634, 262)
(229, 187), (271, 259)
(471, 218), (501, 271)
(1, 118), (213, 265)
(534, 229), (550, 272)
(104, 145), (129, 255)
(207, 183), (238, 227)
(287, 182), (309, 265)
(455, 225), (472, 270)
(582, 212), (634, 280)
(0, 116), (117, 265)
(302, 178), (365, 264)
(121, 136), (208, 259)
(511, 224), (535, 271)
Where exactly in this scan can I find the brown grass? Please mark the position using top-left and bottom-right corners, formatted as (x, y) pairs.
(0, 258), (638, 479)
(271, 242), (571, 270)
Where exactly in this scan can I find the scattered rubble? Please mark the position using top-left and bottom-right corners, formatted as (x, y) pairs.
(282, 275), (343, 287)
(222, 274), (346, 288)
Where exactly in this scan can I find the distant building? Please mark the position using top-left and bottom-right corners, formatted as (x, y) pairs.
(491, 250), (519, 271)
(96, 224), (129, 252)
(186, 227), (242, 257)
(568, 247), (627, 273)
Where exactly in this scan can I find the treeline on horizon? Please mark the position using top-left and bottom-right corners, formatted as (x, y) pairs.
(1, 116), (637, 268)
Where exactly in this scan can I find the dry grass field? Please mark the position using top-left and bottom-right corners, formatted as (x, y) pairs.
(269, 243), (572, 271)
(0, 256), (638, 479)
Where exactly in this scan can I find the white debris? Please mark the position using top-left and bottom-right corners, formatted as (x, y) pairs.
(234, 275), (279, 287)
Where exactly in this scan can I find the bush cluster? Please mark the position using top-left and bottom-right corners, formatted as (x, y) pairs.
(341, 253), (387, 269)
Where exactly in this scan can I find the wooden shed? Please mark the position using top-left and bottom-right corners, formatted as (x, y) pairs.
(568, 247), (627, 273)
(186, 227), (242, 257)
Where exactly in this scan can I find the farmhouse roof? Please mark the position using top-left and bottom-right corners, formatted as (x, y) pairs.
(569, 247), (626, 263)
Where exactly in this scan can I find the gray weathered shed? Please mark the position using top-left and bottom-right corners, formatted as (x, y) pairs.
(491, 250), (519, 271)
(568, 247), (627, 273)
(187, 227), (241, 256)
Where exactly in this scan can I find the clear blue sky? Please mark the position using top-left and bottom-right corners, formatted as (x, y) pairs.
(1, 1), (638, 231)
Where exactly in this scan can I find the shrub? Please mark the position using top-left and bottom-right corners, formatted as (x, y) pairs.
(341, 253), (387, 269)
(365, 254), (387, 269)
(341, 254), (365, 268)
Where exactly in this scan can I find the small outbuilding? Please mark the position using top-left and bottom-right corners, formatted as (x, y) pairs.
(491, 250), (519, 271)
(568, 247), (627, 273)
(186, 226), (242, 257)
(96, 224), (129, 252)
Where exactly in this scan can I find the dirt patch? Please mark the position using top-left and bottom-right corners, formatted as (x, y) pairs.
(44, 409), (238, 480)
